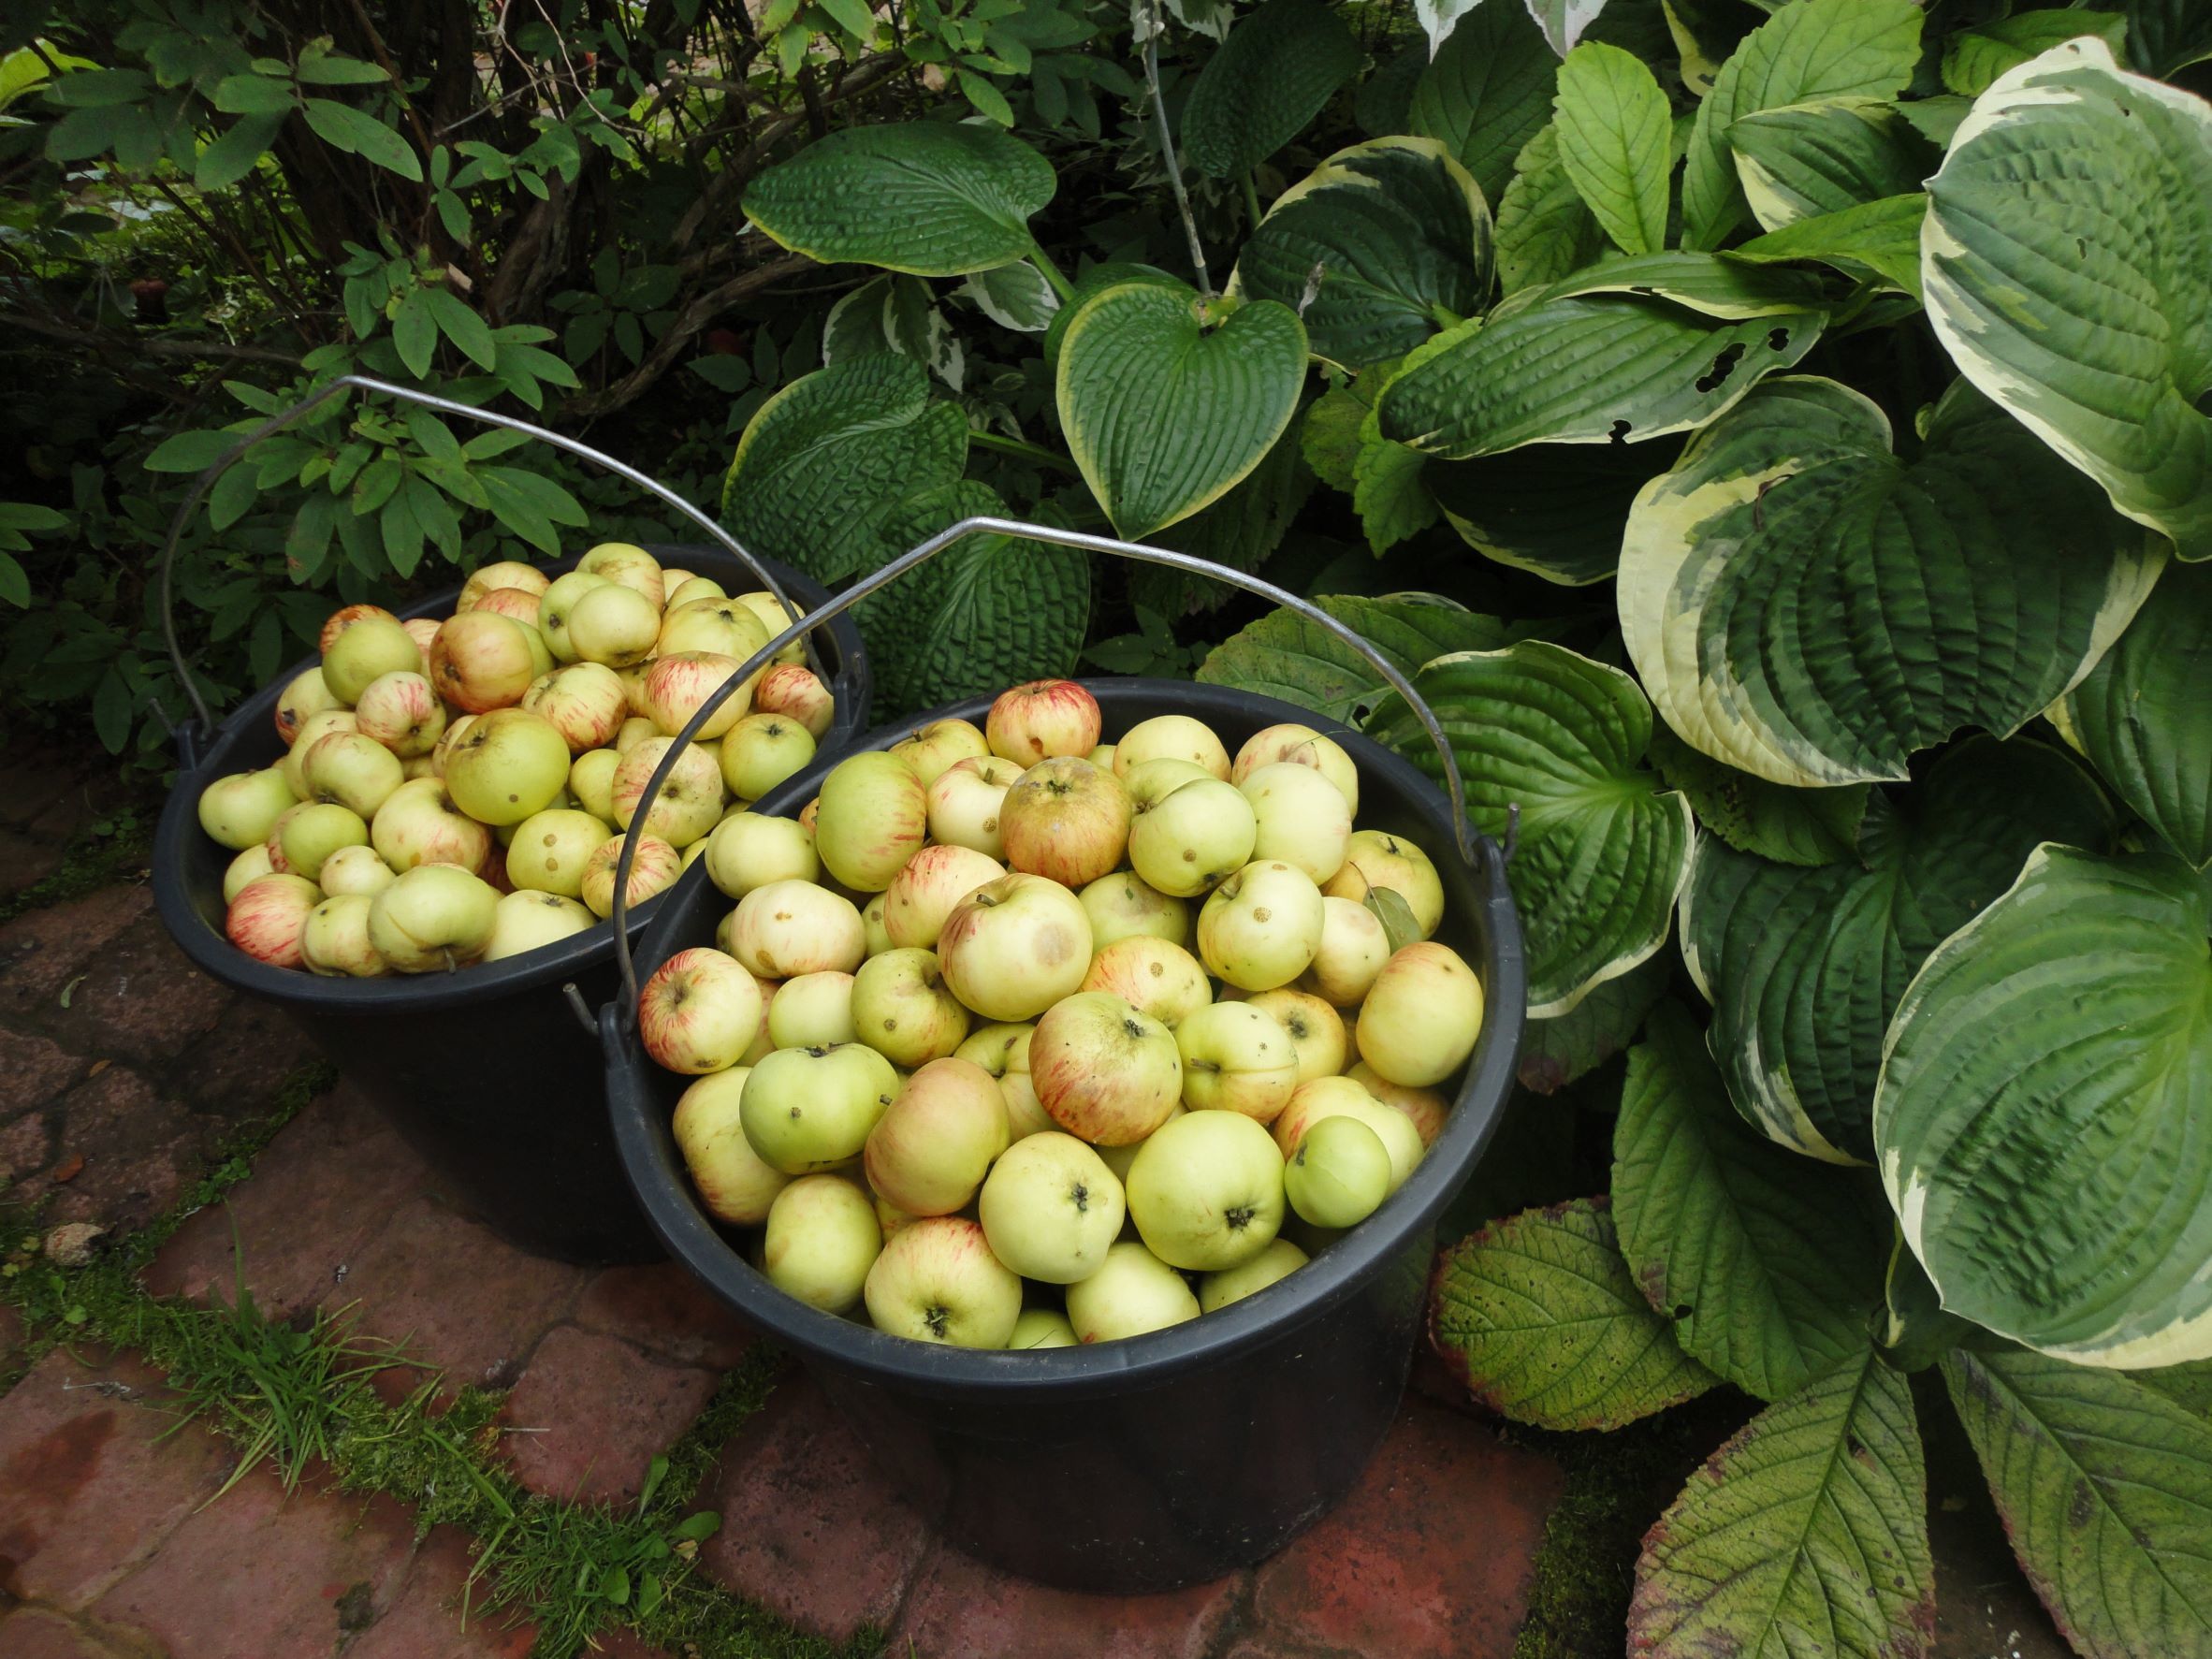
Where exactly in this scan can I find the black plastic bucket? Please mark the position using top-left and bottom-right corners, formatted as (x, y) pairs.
(153, 546), (870, 1264)
(604, 678), (1524, 1589)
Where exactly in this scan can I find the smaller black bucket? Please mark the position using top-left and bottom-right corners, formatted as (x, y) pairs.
(153, 546), (869, 1264)
(604, 678), (1524, 1590)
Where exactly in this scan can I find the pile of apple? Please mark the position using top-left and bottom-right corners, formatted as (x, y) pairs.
(643, 679), (1484, 1350)
(194, 544), (837, 976)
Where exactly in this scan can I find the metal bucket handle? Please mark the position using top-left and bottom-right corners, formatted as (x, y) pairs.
(608, 518), (1495, 1024)
(153, 371), (828, 748)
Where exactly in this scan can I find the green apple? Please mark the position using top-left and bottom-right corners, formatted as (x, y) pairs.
(924, 754), (1025, 860)
(1198, 1237), (1309, 1312)
(638, 946), (764, 1074)
(883, 844), (1006, 950)
(1321, 830), (1444, 939)
(1009, 1308), (1079, 1349)
(370, 777), (491, 875)
(643, 650), (755, 740)
(299, 893), (386, 978)
(1174, 1001), (1300, 1123)
(281, 708), (357, 797)
(1232, 722), (1360, 815)
(730, 589), (804, 663)
(483, 890), (594, 961)
(1270, 1076), (1424, 1192)
(367, 863), (500, 972)
(352, 670), (448, 758)
(1347, 1062), (1450, 1147)
(198, 766), (299, 851)
(1078, 871), (1188, 950)
(428, 611), (538, 712)
(937, 873), (1093, 1022)
(720, 712), (816, 800)
(665, 574), (723, 609)
(864, 1055), (1010, 1215)
(1126, 1109), (1286, 1271)
(1246, 989), (1346, 1082)
(863, 1216), (1023, 1347)
(614, 715), (657, 752)
(458, 560), (549, 613)
(890, 717), (989, 787)
(1119, 756), (1215, 811)
(274, 666), (338, 745)
(1197, 861), (1326, 991)
(277, 802), (369, 883)
(611, 735), (727, 849)
(1128, 776), (1256, 898)
(1112, 714), (1230, 780)
(578, 832), (682, 920)
(577, 541), (666, 606)
(537, 569), (612, 662)
(322, 616), (422, 704)
(1284, 1113), (1392, 1229)
(1095, 1104), (1186, 1184)
(704, 810), (818, 899)
(729, 877), (866, 979)
(1358, 941), (1482, 1087)
(1301, 896), (1392, 1007)
(566, 581), (662, 667)
(300, 731), (405, 818)
(762, 1175), (880, 1314)
(224, 844), (276, 904)
(655, 595), (768, 661)
(861, 892), (894, 957)
(752, 662), (836, 739)
(956, 1023), (1054, 1141)
(674, 1067), (790, 1223)
(741, 1041), (898, 1172)
(567, 749), (619, 823)
(814, 751), (928, 892)
(977, 1130), (1123, 1283)
(504, 808), (611, 897)
(985, 678), (1101, 765)
(1079, 936), (1211, 1027)
(521, 661), (628, 752)
(443, 707), (572, 827)
(851, 947), (969, 1068)
(1064, 1240), (1199, 1343)
(1241, 761), (1351, 886)
(998, 757), (1131, 889)
(1031, 991), (1182, 1145)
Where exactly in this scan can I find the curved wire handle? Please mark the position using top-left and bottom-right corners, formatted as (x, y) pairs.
(609, 516), (1483, 1024)
(155, 371), (825, 732)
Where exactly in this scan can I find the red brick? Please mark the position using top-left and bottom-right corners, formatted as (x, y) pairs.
(698, 1375), (930, 1642)
(0, 1608), (132, 1658)
(36, 1067), (195, 1230)
(42, 913), (232, 1067)
(0, 1347), (228, 1608)
(172, 995), (321, 1116)
(892, 1539), (1244, 1659)
(0, 885), (153, 1021)
(0, 1026), (89, 1113)
(346, 1524), (536, 1659)
(499, 1326), (719, 1505)
(1247, 1401), (1564, 1659)
(94, 1464), (418, 1658)
(575, 1261), (757, 1370)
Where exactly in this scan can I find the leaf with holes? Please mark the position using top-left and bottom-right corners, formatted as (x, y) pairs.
(1615, 1002), (1885, 1400)
(721, 356), (968, 582)
(1728, 98), (1935, 231)
(1553, 41), (1673, 257)
(1182, 0), (1364, 181)
(1430, 1199), (1719, 1432)
(1519, 951), (1670, 1095)
(1056, 281), (1307, 538)
(1229, 137), (1492, 371)
(1925, 38), (2212, 560)
(742, 122), (1055, 277)
(1368, 642), (1693, 1014)
(1197, 593), (1528, 724)
(1945, 1347), (2212, 1659)
(1620, 376), (2162, 787)
(1681, 0), (1923, 251)
(1631, 1350), (1932, 1658)
(1877, 845), (2212, 1366)
(1648, 724), (1867, 868)
(2051, 560), (2212, 869)
(1408, 0), (1562, 203)
(1427, 434), (1682, 586)
(1494, 124), (1608, 295)
(1726, 194), (1928, 301)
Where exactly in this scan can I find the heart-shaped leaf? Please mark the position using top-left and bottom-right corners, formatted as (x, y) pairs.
(742, 122), (1056, 276)
(1877, 845), (2212, 1365)
(1924, 38), (2212, 560)
(1408, 0), (1561, 203)
(1682, 737), (2113, 1166)
(1427, 435), (1683, 586)
(1055, 281), (1308, 539)
(1493, 123), (1608, 296)
(1229, 137), (1493, 370)
(1197, 592), (1528, 723)
(1553, 40), (1673, 257)
(1620, 376), (2163, 787)
(1648, 724), (1867, 868)
(1368, 641), (1695, 1015)
(2052, 560), (2212, 868)
(1727, 98), (1935, 230)
(1181, 0), (1363, 181)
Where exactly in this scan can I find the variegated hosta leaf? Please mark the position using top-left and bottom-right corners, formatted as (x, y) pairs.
(1945, 1347), (2212, 1659)
(1942, 10), (2130, 98)
(1614, 1002), (1886, 1401)
(1195, 592), (1525, 724)
(2052, 560), (2212, 869)
(1727, 98), (1934, 231)
(1551, 40), (1673, 256)
(1647, 724), (1867, 869)
(1430, 1198), (1719, 1432)
(1519, 951), (1669, 1095)
(1877, 846), (2212, 1366)
(1229, 137), (1493, 371)
(1619, 375), (2163, 788)
(721, 355), (968, 582)
(1683, 737), (2114, 1166)
(1525, 0), (1612, 58)
(1055, 281), (1308, 539)
(742, 122), (1055, 276)
(1492, 123), (1607, 295)
(1426, 434), (1681, 586)
(1630, 1351), (1934, 1659)
(1726, 194), (1928, 302)
(1367, 642), (1694, 1015)
(956, 260), (1060, 333)
(1924, 38), (2212, 560)
(1532, 252), (1831, 318)
(1408, 0), (1562, 203)
(1180, 0), (1363, 181)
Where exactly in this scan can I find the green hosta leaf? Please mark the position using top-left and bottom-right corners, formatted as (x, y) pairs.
(1181, 0), (1363, 181)
(1198, 592), (1525, 723)
(1877, 846), (2212, 1366)
(1519, 951), (1670, 1095)
(1630, 1351), (1933, 1658)
(1615, 1002), (1885, 1400)
(1142, 418), (1316, 616)
(956, 260), (1059, 332)
(1684, 737), (2113, 1166)
(1041, 263), (1179, 371)
(742, 122), (1056, 277)
(1924, 39), (2212, 560)
(721, 355), (968, 582)
(1553, 41), (1673, 257)
(2128, 0), (2212, 78)
(1369, 642), (1694, 1015)
(1430, 1198), (1719, 1432)
(1228, 137), (1493, 370)
(1944, 1347), (2212, 1659)
(1055, 281), (1307, 538)
(1427, 435), (1681, 586)
(1681, 0), (1923, 251)
(1620, 376), (2163, 787)
(1494, 124), (1608, 295)
(1728, 99), (1934, 231)
(1727, 194), (1928, 301)
(2052, 561), (2212, 868)
(1648, 724), (1867, 868)
(1408, 0), (1562, 203)
(1943, 12), (2129, 98)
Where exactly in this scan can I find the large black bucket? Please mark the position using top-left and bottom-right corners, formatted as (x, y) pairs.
(152, 543), (870, 1264)
(604, 661), (1523, 1589)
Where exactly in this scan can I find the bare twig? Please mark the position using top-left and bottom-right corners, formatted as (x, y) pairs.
(1142, 1), (1210, 298)
(557, 251), (816, 419)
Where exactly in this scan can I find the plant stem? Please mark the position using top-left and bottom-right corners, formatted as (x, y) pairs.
(968, 428), (1083, 474)
(1027, 246), (1075, 302)
(1241, 170), (1262, 229)
(1142, 1), (1211, 298)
